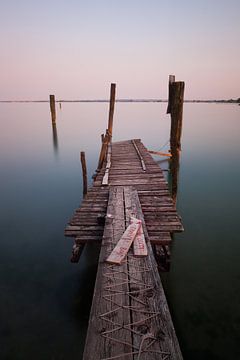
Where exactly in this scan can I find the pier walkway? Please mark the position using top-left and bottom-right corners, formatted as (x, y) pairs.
(65, 138), (183, 359)
(65, 139), (183, 259)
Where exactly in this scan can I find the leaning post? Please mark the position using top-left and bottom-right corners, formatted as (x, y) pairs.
(107, 83), (116, 139)
(49, 95), (56, 123)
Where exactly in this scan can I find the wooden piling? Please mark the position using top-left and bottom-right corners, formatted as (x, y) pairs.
(97, 131), (110, 170)
(49, 95), (56, 123)
(107, 83), (116, 138)
(80, 151), (88, 197)
(170, 81), (185, 152)
(170, 147), (180, 206)
(167, 75), (175, 114)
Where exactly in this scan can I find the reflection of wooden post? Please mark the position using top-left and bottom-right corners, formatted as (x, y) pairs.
(107, 83), (116, 138)
(49, 95), (56, 123)
(52, 122), (58, 153)
(80, 152), (88, 197)
(167, 75), (175, 114)
(170, 82), (185, 152)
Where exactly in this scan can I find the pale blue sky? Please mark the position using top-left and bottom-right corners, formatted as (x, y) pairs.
(1, 0), (239, 99)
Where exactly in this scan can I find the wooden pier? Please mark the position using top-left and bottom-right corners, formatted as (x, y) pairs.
(65, 139), (183, 262)
(64, 79), (184, 359)
(65, 138), (183, 359)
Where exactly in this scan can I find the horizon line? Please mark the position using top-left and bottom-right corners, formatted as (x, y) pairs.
(0, 98), (239, 103)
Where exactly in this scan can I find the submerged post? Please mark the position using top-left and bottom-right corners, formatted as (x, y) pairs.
(49, 95), (56, 123)
(80, 151), (88, 197)
(107, 83), (116, 138)
(170, 81), (185, 152)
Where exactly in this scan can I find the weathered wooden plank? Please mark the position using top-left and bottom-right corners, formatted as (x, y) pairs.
(130, 217), (148, 257)
(124, 187), (183, 359)
(106, 219), (141, 265)
(83, 187), (132, 360)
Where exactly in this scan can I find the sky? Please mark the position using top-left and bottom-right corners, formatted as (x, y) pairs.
(1, 0), (240, 100)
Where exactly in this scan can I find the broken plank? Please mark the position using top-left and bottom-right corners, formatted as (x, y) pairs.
(106, 219), (141, 264)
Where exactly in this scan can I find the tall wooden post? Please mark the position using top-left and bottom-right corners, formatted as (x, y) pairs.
(49, 95), (56, 123)
(170, 81), (185, 152)
(168, 79), (185, 206)
(80, 151), (88, 197)
(107, 83), (116, 138)
(166, 75), (175, 114)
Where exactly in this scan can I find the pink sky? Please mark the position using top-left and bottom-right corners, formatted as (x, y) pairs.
(1, 0), (240, 100)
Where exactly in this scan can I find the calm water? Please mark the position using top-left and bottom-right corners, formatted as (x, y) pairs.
(0, 102), (239, 359)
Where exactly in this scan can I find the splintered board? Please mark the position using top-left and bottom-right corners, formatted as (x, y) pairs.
(131, 217), (148, 257)
(106, 218), (141, 264)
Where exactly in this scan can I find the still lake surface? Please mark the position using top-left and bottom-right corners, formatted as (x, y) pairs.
(0, 102), (239, 359)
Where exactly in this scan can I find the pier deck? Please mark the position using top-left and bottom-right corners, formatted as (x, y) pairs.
(83, 186), (182, 359)
(65, 139), (183, 262)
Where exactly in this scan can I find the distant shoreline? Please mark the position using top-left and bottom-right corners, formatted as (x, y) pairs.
(0, 99), (239, 104)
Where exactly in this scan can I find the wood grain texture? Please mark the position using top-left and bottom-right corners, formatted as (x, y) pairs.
(83, 187), (183, 359)
(65, 139), (183, 262)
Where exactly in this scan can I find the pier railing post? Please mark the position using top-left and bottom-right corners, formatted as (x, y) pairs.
(107, 83), (116, 139)
(80, 151), (88, 197)
(49, 94), (56, 123)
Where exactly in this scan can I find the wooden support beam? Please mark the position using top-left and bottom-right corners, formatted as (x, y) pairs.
(49, 94), (56, 123)
(71, 243), (85, 263)
(107, 83), (116, 138)
(80, 151), (88, 197)
(148, 150), (172, 157)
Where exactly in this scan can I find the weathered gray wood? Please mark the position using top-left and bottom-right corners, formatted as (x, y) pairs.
(65, 138), (183, 266)
(132, 139), (147, 171)
(83, 187), (132, 360)
(102, 143), (111, 185)
(124, 187), (183, 359)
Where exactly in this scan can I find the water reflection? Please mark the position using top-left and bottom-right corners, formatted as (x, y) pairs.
(52, 122), (59, 155)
